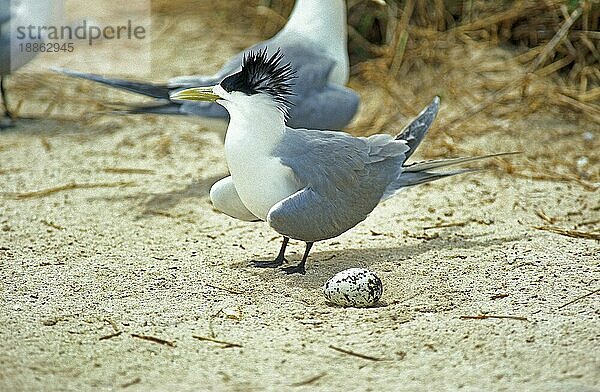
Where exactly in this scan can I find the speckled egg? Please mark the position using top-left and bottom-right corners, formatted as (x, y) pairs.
(323, 268), (383, 307)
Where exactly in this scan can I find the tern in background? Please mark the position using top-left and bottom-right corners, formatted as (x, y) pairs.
(171, 49), (515, 274)
(1, 0), (63, 128)
(54, 0), (359, 130)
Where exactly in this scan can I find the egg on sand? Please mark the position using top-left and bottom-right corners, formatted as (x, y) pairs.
(323, 268), (383, 307)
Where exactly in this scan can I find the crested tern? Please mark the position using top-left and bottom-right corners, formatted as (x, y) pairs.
(171, 49), (514, 275)
(54, 0), (359, 130)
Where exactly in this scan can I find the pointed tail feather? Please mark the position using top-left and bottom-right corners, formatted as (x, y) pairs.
(396, 96), (440, 158)
(112, 101), (229, 119)
(52, 67), (229, 119)
(114, 103), (186, 116)
(381, 168), (476, 200)
(382, 152), (519, 200)
(395, 168), (476, 187)
(52, 67), (172, 99)
(403, 152), (519, 172)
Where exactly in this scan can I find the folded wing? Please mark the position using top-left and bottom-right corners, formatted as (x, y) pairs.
(267, 129), (408, 241)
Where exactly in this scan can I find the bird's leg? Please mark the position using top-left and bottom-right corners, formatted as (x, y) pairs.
(0, 76), (14, 129)
(281, 242), (313, 275)
(252, 237), (289, 268)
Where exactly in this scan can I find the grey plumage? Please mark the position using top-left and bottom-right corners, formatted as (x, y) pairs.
(270, 130), (408, 242)
(1, 0), (63, 127)
(1, 0), (16, 123)
(1, 0), (64, 74)
(53, 68), (173, 99)
(170, 48), (517, 273)
(54, 33), (359, 130)
(396, 96), (440, 158)
(0, 4), (9, 25)
(403, 153), (514, 172)
(266, 97), (511, 243)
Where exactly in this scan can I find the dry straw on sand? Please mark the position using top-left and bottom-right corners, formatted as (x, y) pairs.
(13, 0), (600, 190)
(251, 0), (599, 126)
(253, 0), (599, 189)
(1, 4), (598, 389)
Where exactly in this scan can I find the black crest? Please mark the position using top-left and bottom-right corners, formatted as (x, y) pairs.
(220, 48), (297, 115)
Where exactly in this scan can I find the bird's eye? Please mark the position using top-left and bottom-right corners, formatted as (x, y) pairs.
(221, 72), (253, 95)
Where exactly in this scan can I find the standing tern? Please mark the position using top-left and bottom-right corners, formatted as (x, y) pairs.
(54, 0), (359, 130)
(1, 0), (63, 128)
(171, 49), (514, 275)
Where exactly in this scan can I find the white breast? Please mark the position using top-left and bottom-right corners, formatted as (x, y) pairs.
(221, 94), (301, 221)
(227, 155), (299, 221)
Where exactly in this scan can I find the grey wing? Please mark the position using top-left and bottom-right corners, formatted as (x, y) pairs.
(396, 96), (440, 158)
(274, 40), (358, 130)
(0, 1), (9, 26)
(0, 34), (9, 74)
(52, 38), (249, 116)
(267, 130), (409, 242)
(285, 60), (359, 130)
(0, 7), (40, 74)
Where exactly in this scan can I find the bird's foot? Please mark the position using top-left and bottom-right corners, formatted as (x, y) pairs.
(281, 263), (306, 275)
(252, 257), (286, 269)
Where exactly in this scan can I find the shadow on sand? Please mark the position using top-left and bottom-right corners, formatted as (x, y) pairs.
(140, 174), (226, 213)
(241, 234), (521, 289)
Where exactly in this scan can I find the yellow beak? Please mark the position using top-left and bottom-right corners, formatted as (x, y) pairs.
(170, 86), (220, 102)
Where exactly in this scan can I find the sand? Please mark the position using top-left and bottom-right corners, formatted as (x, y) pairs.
(1, 2), (599, 391)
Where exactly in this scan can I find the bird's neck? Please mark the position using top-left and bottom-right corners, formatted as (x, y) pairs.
(278, 0), (349, 83)
(283, 0), (347, 37)
(223, 99), (286, 156)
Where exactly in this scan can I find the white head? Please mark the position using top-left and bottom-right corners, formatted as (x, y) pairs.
(214, 49), (296, 124)
(171, 49), (296, 129)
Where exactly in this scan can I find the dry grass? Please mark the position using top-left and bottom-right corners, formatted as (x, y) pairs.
(342, 0), (600, 130)
(10, 0), (599, 190)
(257, 0), (599, 188)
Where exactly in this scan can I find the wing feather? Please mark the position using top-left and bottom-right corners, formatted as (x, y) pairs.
(267, 129), (408, 241)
